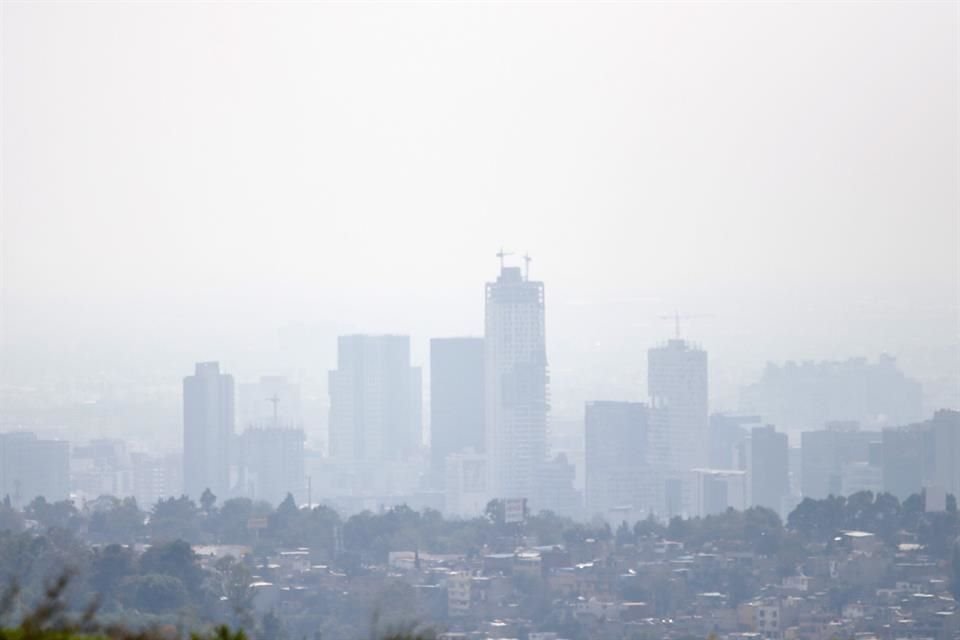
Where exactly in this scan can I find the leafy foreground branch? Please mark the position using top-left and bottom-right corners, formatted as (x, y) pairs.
(0, 573), (431, 640)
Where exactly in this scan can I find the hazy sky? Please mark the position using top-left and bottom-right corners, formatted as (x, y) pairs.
(2, 2), (957, 412)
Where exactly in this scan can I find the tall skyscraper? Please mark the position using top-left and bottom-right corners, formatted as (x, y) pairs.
(328, 335), (421, 462)
(648, 339), (708, 473)
(183, 361), (235, 500)
(484, 260), (548, 503)
(585, 401), (648, 520)
(430, 337), (485, 486)
(749, 425), (789, 515)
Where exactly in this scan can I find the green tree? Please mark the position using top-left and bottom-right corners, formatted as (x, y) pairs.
(122, 573), (188, 613)
(139, 539), (202, 595)
(25, 498), (80, 532)
(89, 544), (135, 602)
(150, 496), (201, 542)
(200, 489), (218, 515)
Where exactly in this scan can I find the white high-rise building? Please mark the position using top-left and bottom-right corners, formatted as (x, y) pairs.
(484, 260), (548, 504)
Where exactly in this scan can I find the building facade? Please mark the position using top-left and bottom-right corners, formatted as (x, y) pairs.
(648, 339), (709, 474)
(183, 361), (235, 500)
(0, 432), (70, 505)
(430, 337), (485, 487)
(749, 425), (789, 515)
(328, 335), (421, 463)
(585, 401), (648, 520)
(484, 264), (548, 504)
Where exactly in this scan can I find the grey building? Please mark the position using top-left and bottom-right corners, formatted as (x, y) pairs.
(585, 401), (648, 519)
(709, 414), (761, 470)
(484, 262), (548, 503)
(801, 424), (879, 499)
(239, 427), (306, 505)
(328, 335), (421, 462)
(0, 432), (70, 505)
(183, 361), (235, 501)
(880, 410), (957, 501)
(741, 355), (923, 435)
(749, 425), (789, 515)
(430, 337), (485, 487)
(932, 410), (960, 497)
(648, 339), (709, 473)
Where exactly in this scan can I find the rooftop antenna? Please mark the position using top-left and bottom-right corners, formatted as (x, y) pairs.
(523, 253), (532, 281)
(496, 247), (512, 270)
(267, 394), (280, 427)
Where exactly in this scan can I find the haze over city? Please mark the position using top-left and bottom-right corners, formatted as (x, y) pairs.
(0, 3), (958, 640)
(3, 2), (957, 430)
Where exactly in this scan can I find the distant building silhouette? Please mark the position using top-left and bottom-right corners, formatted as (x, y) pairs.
(709, 414), (760, 470)
(328, 335), (421, 462)
(239, 426), (305, 505)
(484, 262), (548, 504)
(537, 453), (582, 519)
(131, 451), (181, 509)
(444, 448), (487, 518)
(741, 355), (922, 434)
(648, 339), (708, 472)
(430, 337), (485, 488)
(881, 409), (958, 501)
(648, 338), (708, 516)
(749, 424), (789, 515)
(183, 361), (234, 500)
(801, 422), (879, 499)
(585, 401), (648, 520)
(693, 468), (746, 517)
(0, 432), (70, 505)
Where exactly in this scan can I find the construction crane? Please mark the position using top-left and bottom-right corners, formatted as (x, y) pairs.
(522, 252), (532, 280)
(496, 247), (513, 270)
(658, 310), (714, 340)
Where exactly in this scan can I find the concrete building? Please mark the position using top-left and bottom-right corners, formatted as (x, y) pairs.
(430, 337), (485, 487)
(710, 414), (760, 470)
(484, 261), (548, 504)
(0, 432), (70, 505)
(328, 335), (421, 462)
(741, 355), (922, 435)
(693, 468), (746, 517)
(800, 424), (879, 499)
(183, 362), (235, 500)
(537, 453), (581, 519)
(749, 425), (789, 515)
(881, 424), (934, 501)
(877, 410), (957, 501)
(585, 401), (648, 520)
(240, 427), (306, 504)
(131, 452), (181, 510)
(71, 439), (132, 500)
(931, 409), (960, 497)
(444, 449), (487, 518)
(648, 339), (708, 473)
